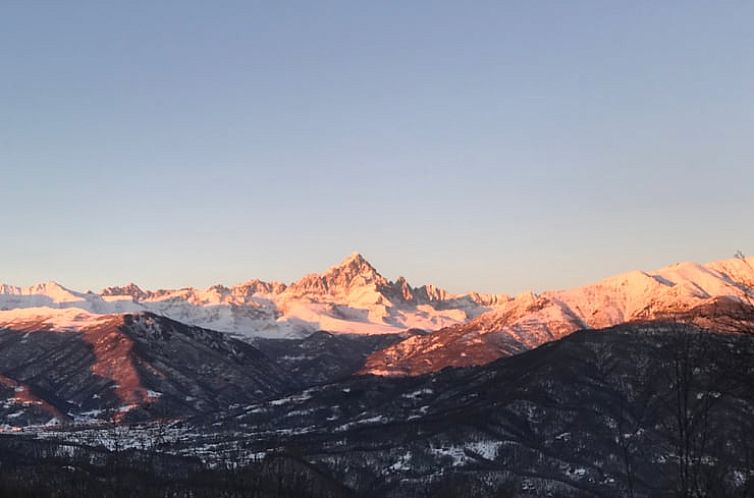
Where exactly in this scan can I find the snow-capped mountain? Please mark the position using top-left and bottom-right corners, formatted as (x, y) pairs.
(361, 255), (754, 375)
(0, 253), (505, 339)
(2, 252), (753, 369)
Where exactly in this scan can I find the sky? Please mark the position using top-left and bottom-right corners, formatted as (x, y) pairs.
(1, 1), (753, 294)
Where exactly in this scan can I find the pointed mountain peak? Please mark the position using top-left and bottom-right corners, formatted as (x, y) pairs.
(323, 252), (386, 285)
(329, 251), (375, 272)
(101, 282), (148, 300)
(287, 252), (387, 296)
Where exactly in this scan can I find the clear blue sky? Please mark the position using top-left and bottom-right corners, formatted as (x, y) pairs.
(1, 1), (753, 294)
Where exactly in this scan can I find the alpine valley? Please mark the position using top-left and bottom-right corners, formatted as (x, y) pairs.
(1, 253), (754, 498)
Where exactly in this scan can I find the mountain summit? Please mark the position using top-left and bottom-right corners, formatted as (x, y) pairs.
(3, 253), (752, 350)
(101, 283), (149, 300)
(328, 251), (385, 286)
(0, 253), (495, 339)
(286, 252), (388, 299)
(362, 255), (754, 375)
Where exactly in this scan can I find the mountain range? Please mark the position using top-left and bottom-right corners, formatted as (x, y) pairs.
(0, 252), (504, 339)
(1, 252), (752, 370)
(363, 255), (754, 375)
(2, 252), (754, 496)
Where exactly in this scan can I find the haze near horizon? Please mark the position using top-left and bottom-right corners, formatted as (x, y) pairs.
(2, 1), (753, 293)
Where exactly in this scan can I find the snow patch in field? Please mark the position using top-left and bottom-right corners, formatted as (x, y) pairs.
(269, 392), (312, 406)
(429, 446), (468, 467)
(389, 451), (413, 471)
(402, 388), (434, 400)
(466, 440), (503, 460)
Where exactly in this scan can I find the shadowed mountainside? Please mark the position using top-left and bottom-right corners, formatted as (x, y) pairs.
(185, 320), (754, 497)
(0, 313), (295, 426)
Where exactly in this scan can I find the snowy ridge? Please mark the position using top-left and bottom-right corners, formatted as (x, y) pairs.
(0, 253), (504, 339)
(361, 255), (754, 375)
(2, 253), (752, 350)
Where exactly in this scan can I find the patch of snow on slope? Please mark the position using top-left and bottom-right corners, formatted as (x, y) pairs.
(0, 307), (111, 331)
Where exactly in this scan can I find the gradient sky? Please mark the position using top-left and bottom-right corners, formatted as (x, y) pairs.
(1, 1), (753, 294)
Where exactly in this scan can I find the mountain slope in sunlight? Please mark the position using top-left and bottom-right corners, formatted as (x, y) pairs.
(0, 253), (505, 339)
(361, 256), (754, 375)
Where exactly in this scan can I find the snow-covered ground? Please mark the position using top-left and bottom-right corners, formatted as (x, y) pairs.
(0, 253), (502, 339)
(1, 253), (753, 348)
(362, 254), (754, 375)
